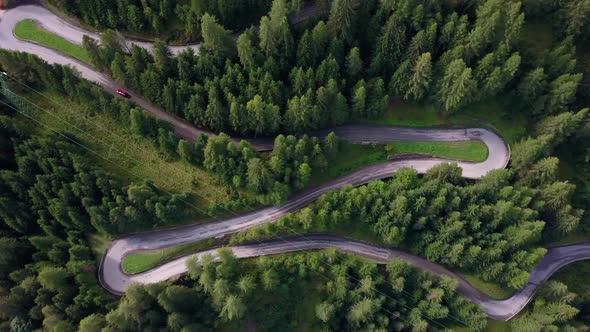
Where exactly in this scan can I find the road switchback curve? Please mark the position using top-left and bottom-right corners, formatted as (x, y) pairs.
(1, 4), (589, 322)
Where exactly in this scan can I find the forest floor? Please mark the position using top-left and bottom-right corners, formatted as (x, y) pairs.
(14, 19), (91, 64)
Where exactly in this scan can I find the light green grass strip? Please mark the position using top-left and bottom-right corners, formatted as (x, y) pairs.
(312, 140), (488, 185)
(371, 99), (527, 144)
(122, 238), (216, 274)
(460, 273), (515, 300)
(14, 20), (92, 65)
(387, 140), (489, 162)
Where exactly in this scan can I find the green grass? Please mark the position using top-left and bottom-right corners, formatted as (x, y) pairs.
(453, 319), (511, 332)
(14, 20), (92, 65)
(483, 319), (512, 332)
(310, 142), (387, 184)
(460, 273), (515, 300)
(122, 238), (217, 274)
(546, 229), (590, 247)
(371, 99), (527, 144)
(387, 140), (488, 162)
(311, 139), (490, 185)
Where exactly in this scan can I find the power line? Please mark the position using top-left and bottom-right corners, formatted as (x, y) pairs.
(2, 99), (463, 331)
(1, 78), (479, 330)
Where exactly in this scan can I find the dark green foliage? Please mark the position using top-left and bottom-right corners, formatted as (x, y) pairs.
(0, 135), (190, 234)
(77, 0), (557, 137)
(511, 281), (581, 331)
(511, 111), (588, 234)
(2, 0), (590, 330)
(177, 250), (487, 330)
(244, 164), (581, 288)
(46, 0), (272, 41)
(523, 0), (590, 42)
(202, 132), (339, 203)
(201, 14), (237, 58)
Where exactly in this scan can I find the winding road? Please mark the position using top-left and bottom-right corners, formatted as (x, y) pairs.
(2, 3), (590, 322)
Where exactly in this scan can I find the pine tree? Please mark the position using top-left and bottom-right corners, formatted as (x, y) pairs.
(110, 52), (127, 84)
(370, 12), (407, 76)
(99, 30), (124, 65)
(311, 21), (329, 66)
(352, 81), (367, 118)
(246, 95), (280, 136)
(345, 47), (363, 84)
(296, 30), (314, 68)
(437, 59), (477, 113)
(285, 92), (320, 133)
(327, 0), (355, 43)
(389, 60), (412, 97)
(153, 40), (173, 77)
(236, 33), (256, 68)
(247, 158), (272, 193)
(82, 36), (104, 69)
(201, 14), (236, 58)
(205, 85), (227, 131)
(316, 302), (336, 323)
(517, 68), (548, 113)
(220, 295), (245, 321)
(405, 52), (432, 101)
(562, 0), (590, 38)
(545, 73), (582, 114)
(259, 0), (294, 59)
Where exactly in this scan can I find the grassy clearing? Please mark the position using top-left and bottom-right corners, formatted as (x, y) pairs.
(14, 20), (92, 65)
(371, 99), (527, 144)
(460, 273), (515, 300)
(122, 238), (217, 274)
(387, 140), (488, 162)
(23, 91), (238, 214)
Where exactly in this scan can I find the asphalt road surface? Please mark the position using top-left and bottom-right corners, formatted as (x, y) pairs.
(2, 3), (589, 322)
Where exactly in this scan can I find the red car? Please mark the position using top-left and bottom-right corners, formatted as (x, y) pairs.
(116, 89), (130, 98)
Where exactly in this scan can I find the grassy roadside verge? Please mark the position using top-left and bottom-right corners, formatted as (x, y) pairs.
(41, 1), (196, 46)
(387, 140), (488, 162)
(122, 238), (216, 274)
(460, 273), (515, 300)
(14, 19), (92, 65)
(311, 139), (489, 184)
(371, 99), (527, 145)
